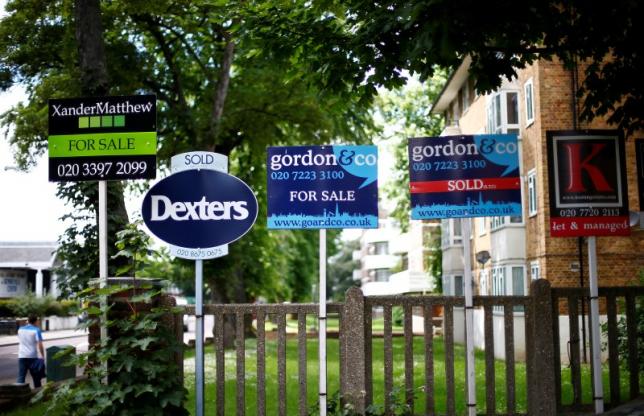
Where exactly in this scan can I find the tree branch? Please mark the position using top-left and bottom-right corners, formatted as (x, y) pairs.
(207, 29), (235, 151)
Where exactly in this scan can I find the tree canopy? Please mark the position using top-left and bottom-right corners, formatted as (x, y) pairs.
(0, 0), (374, 303)
(259, 0), (642, 135)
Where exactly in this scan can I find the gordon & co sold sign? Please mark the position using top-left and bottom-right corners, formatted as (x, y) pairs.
(547, 130), (630, 237)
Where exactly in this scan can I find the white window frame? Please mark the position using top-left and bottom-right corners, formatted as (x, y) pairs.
(530, 261), (540, 281)
(527, 169), (537, 217)
(492, 263), (527, 311)
(441, 219), (463, 248)
(490, 215), (524, 231)
(486, 90), (521, 134)
(479, 269), (489, 296)
(453, 275), (464, 297)
(524, 78), (535, 127)
(477, 217), (487, 236)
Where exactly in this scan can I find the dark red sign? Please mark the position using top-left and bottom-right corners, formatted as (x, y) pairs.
(547, 130), (629, 237)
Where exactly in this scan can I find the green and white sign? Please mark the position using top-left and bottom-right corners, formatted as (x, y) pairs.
(48, 95), (157, 181)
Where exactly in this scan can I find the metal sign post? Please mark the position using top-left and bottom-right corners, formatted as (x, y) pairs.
(265, 145), (379, 416)
(462, 218), (476, 416)
(98, 180), (108, 381)
(142, 151), (258, 416)
(195, 259), (204, 416)
(408, 134), (523, 416)
(318, 229), (327, 416)
(587, 237), (604, 414)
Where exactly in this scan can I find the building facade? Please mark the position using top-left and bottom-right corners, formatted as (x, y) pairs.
(432, 57), (644, 360)
(353, 215), (439, 296)
(433, 57), (644, 298)
(0, 241), (60, 298)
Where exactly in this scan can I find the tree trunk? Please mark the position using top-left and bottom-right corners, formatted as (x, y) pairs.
(73, 0), (130, 275)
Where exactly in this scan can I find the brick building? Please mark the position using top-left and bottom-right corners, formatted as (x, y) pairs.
(433, 56), (643, 298)
(430, 57), (643, 359)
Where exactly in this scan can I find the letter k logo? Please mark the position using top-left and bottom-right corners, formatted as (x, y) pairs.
(564, 143), (613, 192)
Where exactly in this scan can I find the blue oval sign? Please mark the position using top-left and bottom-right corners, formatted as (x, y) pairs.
(142, 169), (258, 248)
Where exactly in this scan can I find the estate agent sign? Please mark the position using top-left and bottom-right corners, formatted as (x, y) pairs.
(141, 165), (258, 259)
(48, 95), (156, 181)
(547, 130), (629, 237)
(408, 134), (521, 219)
(267, 145), (378, 229)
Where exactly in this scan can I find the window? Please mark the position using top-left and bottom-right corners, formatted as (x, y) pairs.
(530, 261), (540, 281)
(374, 241), (388, 255)
(478, 217), (487, 236)
(441, 219), (463, 247)
(479, 269), (489, 295)
(491, 215), (523, 230)
(443, 275), (451, 295)
(453, 275), (464, 296)
(511, 266), (526, 311)
(492, 267), (505, 312)
(524, 79), (534, 126)
(452, 219), (462, 243)
(528, 169), (537, 217)
(487, 90), (521, 134)
(507, 92), (519, 125)
(373, 269), (391, 282)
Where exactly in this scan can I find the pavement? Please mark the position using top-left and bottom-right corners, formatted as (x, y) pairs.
(602, 396), (644, 415)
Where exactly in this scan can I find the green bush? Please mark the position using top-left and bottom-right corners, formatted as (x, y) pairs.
(34, 285), (188, 416)
(0, 299), (15, 317)
(0, 293), (76, 318)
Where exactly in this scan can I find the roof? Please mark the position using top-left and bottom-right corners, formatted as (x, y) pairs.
(431, 56), (471, 115)
(0, 242), (58, 269)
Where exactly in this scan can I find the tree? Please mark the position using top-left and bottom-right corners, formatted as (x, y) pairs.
(0, 0), (373, 312)
(373, 73), (446, 231)
(260, 1), (643, 136)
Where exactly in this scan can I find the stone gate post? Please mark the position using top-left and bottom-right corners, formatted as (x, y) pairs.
(529, 279), (557, 416)
(341, 287), (367, 412)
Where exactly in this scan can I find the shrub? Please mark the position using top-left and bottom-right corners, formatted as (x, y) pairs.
(0, 299), (15, 317)
(34, 285), (188, 416)
(0, 293), (76, 318)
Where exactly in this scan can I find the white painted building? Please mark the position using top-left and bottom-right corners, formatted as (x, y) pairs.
(353, 217), (439, 296)
(0, 241), (60, 298)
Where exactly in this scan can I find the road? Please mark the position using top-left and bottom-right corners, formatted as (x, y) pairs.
(0, 334), (88, 385)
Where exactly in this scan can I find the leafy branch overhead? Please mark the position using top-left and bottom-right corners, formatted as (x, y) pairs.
(257, 1), (643, 135)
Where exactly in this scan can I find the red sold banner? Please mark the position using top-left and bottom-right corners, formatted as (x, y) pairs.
(547, 130), (630, 237)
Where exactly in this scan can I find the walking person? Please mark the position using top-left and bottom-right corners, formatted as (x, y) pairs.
(17, 315), (45, 388)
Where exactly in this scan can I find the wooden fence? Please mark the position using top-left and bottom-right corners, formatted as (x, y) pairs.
(182, 279), (642, 415)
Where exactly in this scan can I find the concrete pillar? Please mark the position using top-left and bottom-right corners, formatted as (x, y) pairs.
(50, 272), (59, 298)
(35, 269), (44, 297)
(529, 279), (557, 416)
(341, 287), (367, 412)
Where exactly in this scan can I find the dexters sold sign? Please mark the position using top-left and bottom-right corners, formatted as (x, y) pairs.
(267, 145), (378, 229)
(142, 169), (258, 250)
(409, 134), (521, 219)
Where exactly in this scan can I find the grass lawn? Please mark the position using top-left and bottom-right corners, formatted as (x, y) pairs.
(185, 336), (528, 415)
(7, 336), (639, 416)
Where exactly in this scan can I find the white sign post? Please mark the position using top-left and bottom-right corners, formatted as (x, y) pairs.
(461, 219), (476, 416)
(319, 229), (327, 416)
(143, 151), (258, 416)
(170, 152), (228, 416)
(587, 237), (604, 414)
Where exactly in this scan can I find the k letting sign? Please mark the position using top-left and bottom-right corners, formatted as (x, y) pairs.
(547, 130), (629, 237)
